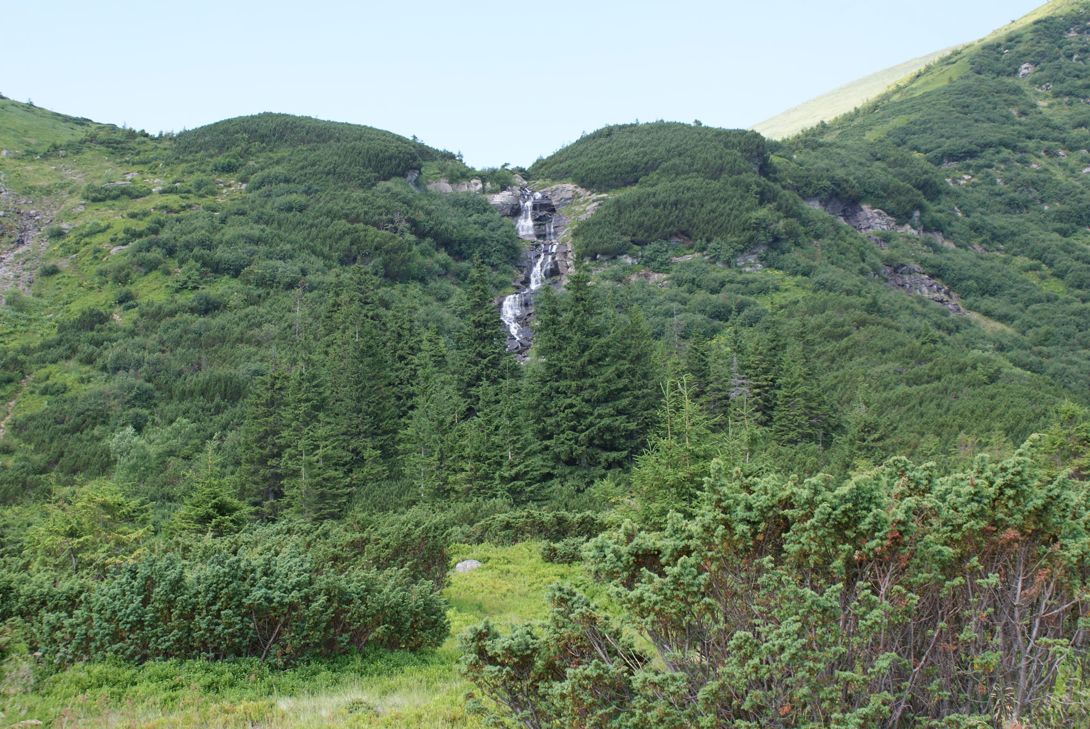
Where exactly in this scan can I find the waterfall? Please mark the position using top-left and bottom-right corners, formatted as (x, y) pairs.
(516, 188), (537, 239)
(499, 187), (561, 356)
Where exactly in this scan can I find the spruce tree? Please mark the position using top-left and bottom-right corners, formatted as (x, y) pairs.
(453, 355), (541, 501)
(456, 260), (506, 416)
(239, 369), (290, 516)
(281, 358), (353, 520)
(531, 271), (661, 484)
(322, 268), (399, 464)
(589, 307), (660, 468)
(771, 347), (834, 447)
(399, 330), (465, 498)
(172, 442), (250, 536)
(741, 328), (779, 427)
(531, 270), (601, 480)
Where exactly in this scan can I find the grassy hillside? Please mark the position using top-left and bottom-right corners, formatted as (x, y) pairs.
(753, 47), (955, 140)
(0, 97), (92, 152)
(526, 111), (1076, 464)
(780, 0), (1090, 397)
(4, 2), (1090, 726)
(753, 0), (1087, 140)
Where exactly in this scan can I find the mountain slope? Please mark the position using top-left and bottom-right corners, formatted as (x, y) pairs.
(753, 47), (955, 140)
(779, 0), (1090, 396)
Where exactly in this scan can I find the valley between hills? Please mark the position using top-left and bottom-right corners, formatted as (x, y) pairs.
(4, 1), (1090, 726)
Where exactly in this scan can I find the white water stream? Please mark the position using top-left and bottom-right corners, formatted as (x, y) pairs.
(500, 188), (560, 353)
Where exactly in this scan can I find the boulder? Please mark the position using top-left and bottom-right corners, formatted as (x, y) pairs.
(427, 178), (483, 194)
(489, 189), (520, 216)
(455, 559), (482, 573)
(537, 183), (589, 208)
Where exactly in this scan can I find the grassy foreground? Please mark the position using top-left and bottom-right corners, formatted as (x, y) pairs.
(1, 542), (585, 728)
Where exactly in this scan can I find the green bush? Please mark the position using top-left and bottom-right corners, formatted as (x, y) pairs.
(539, 537), (585, 564)
(83, 183), (152, 202)
(465, 510), (606, 545)
(20, 545), (447, 666)
(464, 439), (1090, 727)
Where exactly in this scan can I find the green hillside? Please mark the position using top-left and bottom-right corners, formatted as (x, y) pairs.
(753, 47), (955, 140)
(4, 1), (1090, 727)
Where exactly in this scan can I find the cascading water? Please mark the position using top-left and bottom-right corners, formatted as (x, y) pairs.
(516, 188), (538, 239)
(499, 188), (561, 355)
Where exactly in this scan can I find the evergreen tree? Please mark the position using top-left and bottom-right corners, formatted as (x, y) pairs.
(322, 268), (399, 464)
(386, 294), (422, 420)
(453, 356), (543, 501)
(281, 358), (353, 520)
(399, 330), (465, 498)
(531, 271), (661, 484)
(740, 328), (778, 426)
(683, 334), (711, 400)
(238, 369), (290, 516)
(531, 270), (602, 481)
(771, 346), (834, 447)
(702, 332), (735, 421)
(171, 441), (249, 536)
(589, 306), (660, 468)
(456, 260), (506, 416)
(631, 377), (726, 525)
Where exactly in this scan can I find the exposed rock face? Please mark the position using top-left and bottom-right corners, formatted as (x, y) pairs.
(812, 198), (918, 237)
(1018, 62), (1037, 78)
(0, 182), (56, 304)
(883, 263), (964, 314)
(809, 197), (965, 314)
(536, 183), (583, 208)
(534, 183), (603, 246)
(734, 245), (767, 272)
(489, 189), (520, 217)
(426, 178), (483, 194)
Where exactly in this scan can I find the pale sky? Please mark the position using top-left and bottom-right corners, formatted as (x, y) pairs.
(4, 0), (1044, 167)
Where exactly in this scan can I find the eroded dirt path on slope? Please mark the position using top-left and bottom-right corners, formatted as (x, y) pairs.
(0, 173), (60, 305)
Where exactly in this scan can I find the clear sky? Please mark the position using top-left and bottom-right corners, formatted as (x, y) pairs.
(4, 0), (1045, 168)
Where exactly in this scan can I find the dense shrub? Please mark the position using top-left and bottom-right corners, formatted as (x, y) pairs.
(16, 543), (447, 666)
(530, 122), (768, 191)
(83, 183), (152, 202)
(465, 510), (606, 545)
(464, 440), (1090, 727)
